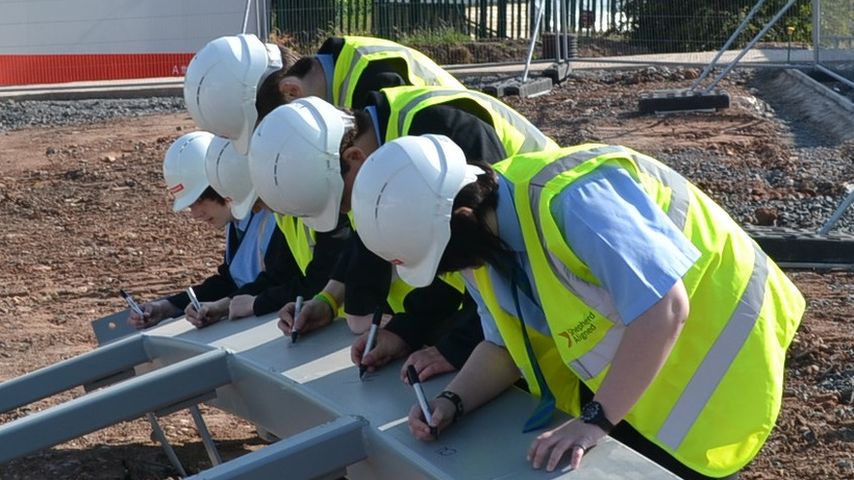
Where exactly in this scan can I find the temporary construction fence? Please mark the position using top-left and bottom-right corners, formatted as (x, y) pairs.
(270, 0), (822, 67)
(1, 0), (850, 87)
(814, 0), (854, 86)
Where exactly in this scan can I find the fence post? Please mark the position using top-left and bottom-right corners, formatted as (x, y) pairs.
(813, 0), (821, 65)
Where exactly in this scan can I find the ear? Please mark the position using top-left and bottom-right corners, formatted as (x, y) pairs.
(278, 78), (304, 102)
(342, 146), (368, 167)
(453, 206), (476, 219)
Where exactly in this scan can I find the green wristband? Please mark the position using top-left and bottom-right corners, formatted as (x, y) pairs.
(313, 292), (337, 318)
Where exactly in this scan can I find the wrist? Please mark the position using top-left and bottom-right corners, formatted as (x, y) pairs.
(579, 400), (615, 434)
(436, 390), (464, 423)
(157, 299), (179, 318)
(313, 290), (339, 319)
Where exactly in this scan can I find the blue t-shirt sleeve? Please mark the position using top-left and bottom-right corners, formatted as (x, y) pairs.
(463, 273), (505, 346)
(551, 167), (700, 325)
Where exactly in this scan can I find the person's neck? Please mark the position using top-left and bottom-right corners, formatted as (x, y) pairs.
(355, 121), (380, 154)
(484, 207), (499, 238)
(306, 58), (328, 99)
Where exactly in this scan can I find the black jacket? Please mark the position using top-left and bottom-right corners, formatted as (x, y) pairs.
(335, 90), (507, 368)
(167, 213), (351, 317)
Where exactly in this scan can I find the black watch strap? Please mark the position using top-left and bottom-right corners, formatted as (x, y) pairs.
(436, 390), (464, 423)
(581, 401), (615, 433)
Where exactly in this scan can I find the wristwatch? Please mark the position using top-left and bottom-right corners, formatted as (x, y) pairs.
(580, 401), (615, 433)
(436, 390), (464, 423)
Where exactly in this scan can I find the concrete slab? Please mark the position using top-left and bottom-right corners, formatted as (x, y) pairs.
(542, 62), (572, 85)
(481, 77), (552, 98)
(638, 89), (731, 114)
(505, 77), (553, 98)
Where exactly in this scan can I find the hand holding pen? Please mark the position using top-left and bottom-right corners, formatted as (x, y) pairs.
(123, 290), (176, 330)
(122, 289), (150, 329)
(121, 289), (145, 316)
(291, 296), (304, 344)
(407, 365), (439, 439)
(185, 287), (211, 328)
(358, 307), (384, 379)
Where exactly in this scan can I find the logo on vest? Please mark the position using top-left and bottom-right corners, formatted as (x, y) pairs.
(557, 311), (596, 348)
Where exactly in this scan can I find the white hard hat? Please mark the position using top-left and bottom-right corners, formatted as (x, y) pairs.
(352, 135), (482, 287)
(248, 96), (354, 232)
(163, 131), (216, 212)
(184, 34), (283, 155)
(204, 136), (257, 220)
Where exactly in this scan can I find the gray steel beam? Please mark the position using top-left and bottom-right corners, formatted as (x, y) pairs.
(190, 404), (223, 466)
(0, 335), (148, 413)
(0, 349), (230, 463)
(186, 416), (367, 480)
(147, 412), (188, 477)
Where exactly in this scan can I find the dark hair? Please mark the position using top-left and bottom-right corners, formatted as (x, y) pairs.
(283, 56), (315, 79)
(255, 45), (302, 123)
(338, 109), (373, 176)
(196, 186), (227, 205)
(438, 162), (510, 273)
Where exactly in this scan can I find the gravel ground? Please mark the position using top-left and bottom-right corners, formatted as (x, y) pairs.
(0, 97), (185, 132)
(2, 67), (851, 236)
(471, 66), (854, 234)
(2, 68), (852, 236)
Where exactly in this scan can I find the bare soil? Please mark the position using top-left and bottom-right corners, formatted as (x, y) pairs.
(0, 71), (852, 479)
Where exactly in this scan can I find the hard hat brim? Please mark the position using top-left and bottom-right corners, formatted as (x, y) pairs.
(172, 182), (209, 212)
(300, 178), (343, 232)
(230, 189), (258, 220)
(394, 225), (450, 288)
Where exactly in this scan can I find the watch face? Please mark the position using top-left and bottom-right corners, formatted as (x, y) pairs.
(582, 401), (601, 421)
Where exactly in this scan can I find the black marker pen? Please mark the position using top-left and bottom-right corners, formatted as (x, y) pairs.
(407, 365), (438, 438)
(291, 296), (303, 344)
(120, 289), (145, 317)
(359, 307), (383, 380)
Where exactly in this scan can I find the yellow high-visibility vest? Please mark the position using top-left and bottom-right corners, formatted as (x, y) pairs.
(474, 144), (804, 476)
(274, 213), (316, 275)
(380, 84), (558, 310)
(332, 36), (464, 108)
(347, 211), (465, 314)
(382, 85), (559, 156)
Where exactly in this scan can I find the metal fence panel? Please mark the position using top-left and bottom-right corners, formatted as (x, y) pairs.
(816, 0), (854, 83)
(271, 0), (820, 67)
(2, 1), (834, 85)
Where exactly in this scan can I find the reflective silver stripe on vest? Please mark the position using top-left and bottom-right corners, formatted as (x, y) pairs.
(527, 145), (626, 380)
(394, 89), (554, 153)
(657, 244), (768, 449)
(304, 221), (317, 251)
(629, 153), (691, 232)
(569, 324), (625, 380)
(527, 145), (691, 380)
(339, 45), (444, 106)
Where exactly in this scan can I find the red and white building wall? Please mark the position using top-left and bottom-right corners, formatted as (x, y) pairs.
(0, 0), (265, 86)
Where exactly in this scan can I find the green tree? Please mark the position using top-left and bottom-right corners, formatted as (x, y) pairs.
(623, 0), (812, 53)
